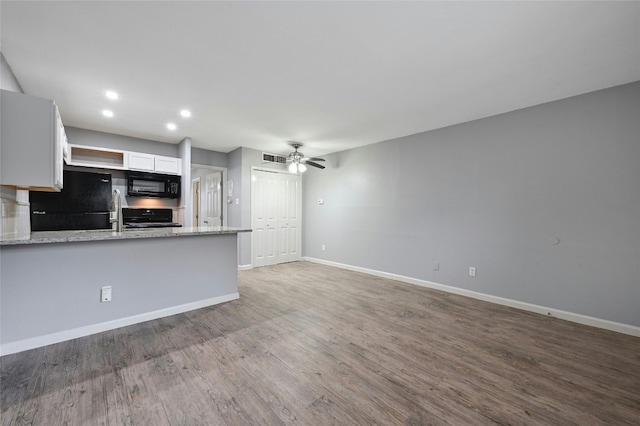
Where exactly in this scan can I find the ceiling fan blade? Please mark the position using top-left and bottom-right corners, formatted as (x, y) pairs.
(307, 157), (325, 161)
(305, 161), (325, 169)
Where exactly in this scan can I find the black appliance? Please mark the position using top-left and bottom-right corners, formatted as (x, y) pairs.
(127, 171), (181, 198)
(122, 208), (182, 229)
(30, 170), (112, 231)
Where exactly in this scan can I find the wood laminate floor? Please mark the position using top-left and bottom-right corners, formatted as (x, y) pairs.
(1, 261), (639, 425)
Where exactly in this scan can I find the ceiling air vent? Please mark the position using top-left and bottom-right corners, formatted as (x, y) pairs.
(262, 152), (287, 164)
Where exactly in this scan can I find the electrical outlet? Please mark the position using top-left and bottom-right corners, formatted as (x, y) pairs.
(469, 267), (476, 277)
(434, 262), (440, 271)
(321, 244), (326, 251)
(101, 286), (112, 302)
(318, 198), (324, 205)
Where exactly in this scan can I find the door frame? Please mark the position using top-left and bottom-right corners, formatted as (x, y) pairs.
(250, 166), (302, 267)
(190, 164), (228, 227)
(191, 177), (201, 226)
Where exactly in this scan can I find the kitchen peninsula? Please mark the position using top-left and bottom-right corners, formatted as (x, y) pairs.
(0, 226), (251, 355)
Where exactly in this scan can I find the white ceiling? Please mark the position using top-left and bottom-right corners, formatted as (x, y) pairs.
(1, 1), (639, 158)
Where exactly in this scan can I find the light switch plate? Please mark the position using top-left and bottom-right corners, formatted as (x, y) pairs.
(101, 286), (112, 302)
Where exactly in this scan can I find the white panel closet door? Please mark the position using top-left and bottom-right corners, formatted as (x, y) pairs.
(278, 174), (301, 263)
(251, 169), (301, 267)
(264, 174), (278, 266)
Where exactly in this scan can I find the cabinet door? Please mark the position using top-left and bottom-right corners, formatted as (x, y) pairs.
(66, 144), (126, 170)
(154, 156), (180, 174)
(0, 90), (62, 191)
(54, 106), (65, 189)
(128, 152), (155, 171)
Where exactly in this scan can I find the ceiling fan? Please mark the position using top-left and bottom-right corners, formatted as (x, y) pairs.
(286, 142), (325, 173)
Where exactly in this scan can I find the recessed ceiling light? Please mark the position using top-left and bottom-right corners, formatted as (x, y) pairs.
(167, 123), (177, 130)
(180, 109), (191, 118)
(105, 90), (119, 100)
(102, 109), (114, 118)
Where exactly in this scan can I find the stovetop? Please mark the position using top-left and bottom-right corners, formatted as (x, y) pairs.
(124, 222), (182, 229)
(122, 208), (181, 229)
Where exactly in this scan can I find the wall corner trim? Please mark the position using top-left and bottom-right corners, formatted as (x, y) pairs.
(0, 292), (239, 356)
(302, 257), (640, 338)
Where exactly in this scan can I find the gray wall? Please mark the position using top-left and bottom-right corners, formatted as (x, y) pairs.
(227, 147), (288, 266)
(230, 147), (259, 266)
(1, 234), (239, 347)
(65, 126), (179, 157)
(227, 147), (250, 265)
(241, 147), (289, 265)
(192, 147), (228, 168)
(227, 148), (243, 229)
(178, 137), (191, 226)
(302, 82), (640, 327)
(0, 52), (22, 93)
(0, 52), (26, 235)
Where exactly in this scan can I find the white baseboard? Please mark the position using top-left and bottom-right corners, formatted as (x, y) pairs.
(303, 257), (640, 337)
(238, 264), (253, 271)
(0, 293), (239, 356)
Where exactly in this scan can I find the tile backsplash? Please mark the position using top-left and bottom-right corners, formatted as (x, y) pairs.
(1, 189), (30, 237)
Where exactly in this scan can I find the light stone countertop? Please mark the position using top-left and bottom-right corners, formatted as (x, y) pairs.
(0, 226), (252, 246)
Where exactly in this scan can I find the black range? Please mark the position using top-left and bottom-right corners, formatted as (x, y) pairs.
(122, 208), (182, 229)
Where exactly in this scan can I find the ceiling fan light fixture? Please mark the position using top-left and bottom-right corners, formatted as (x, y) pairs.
(286, 141), (324, 173)
(288, 162), (307, 174)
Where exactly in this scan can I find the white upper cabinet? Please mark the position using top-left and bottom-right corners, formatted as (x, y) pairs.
(127, 152), (155, 171)
(54, 107), (66, 188)
(1, 90), (65, 191)
(128, 152), (181, 175)
(154, 155), (180, 175)
(66, 144), (127, 170)
(66, 145), (181, 175)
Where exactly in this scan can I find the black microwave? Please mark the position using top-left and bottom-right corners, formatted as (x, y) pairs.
(127, 171), (181, 198)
